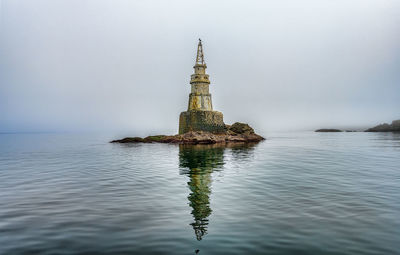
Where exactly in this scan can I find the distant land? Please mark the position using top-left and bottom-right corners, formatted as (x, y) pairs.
(365, 120), (400, 132)
(315, 129), (343, 132)
(315, 119), (400, 133)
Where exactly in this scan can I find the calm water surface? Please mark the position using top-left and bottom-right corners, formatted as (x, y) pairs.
(0, 132), (399, 254)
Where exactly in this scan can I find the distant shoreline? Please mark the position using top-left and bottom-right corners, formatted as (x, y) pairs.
(315, 119), (400, 133)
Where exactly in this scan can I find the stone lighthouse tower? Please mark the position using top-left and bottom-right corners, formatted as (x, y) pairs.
(179, 39), (226, 134)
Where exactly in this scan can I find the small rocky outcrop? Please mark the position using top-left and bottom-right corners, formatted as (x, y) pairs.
(111, 135), (167, 143)
(365, 120), (400, 132)
(315, 129), (343, 132)
(111, 122), (264, 145)
(227, 122), (254, 135)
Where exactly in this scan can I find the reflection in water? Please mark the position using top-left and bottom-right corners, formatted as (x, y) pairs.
(230, 143), (257, 160)
(369, 132), (400, 148)
(179, 143), (256, 241)
(179, 144), (224, 240)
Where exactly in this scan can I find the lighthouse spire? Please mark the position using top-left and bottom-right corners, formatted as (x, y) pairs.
(195, 38), (205, 65)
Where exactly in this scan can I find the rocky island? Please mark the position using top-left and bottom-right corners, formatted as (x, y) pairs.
(315, 129), (343, 132)
(365, 120), (400, 132)
(111, 39), (264, 145)
(111, 122), (264, 144)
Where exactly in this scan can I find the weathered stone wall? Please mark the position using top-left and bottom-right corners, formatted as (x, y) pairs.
(191, 83), (209, 94)
(179, 110), (226, 134)
(188, 93), (213, 111)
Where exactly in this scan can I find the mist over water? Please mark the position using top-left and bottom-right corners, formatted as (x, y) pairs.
(1, 132), (399, 254)
(1, 0), (400, 133)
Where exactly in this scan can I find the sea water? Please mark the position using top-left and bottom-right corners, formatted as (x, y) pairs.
(0, 132), (399, 254)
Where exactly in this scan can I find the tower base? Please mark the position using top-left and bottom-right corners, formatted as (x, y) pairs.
(179, 110), (226, 134)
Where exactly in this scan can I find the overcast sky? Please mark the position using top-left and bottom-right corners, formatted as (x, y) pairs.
(1, 0), (399, 135)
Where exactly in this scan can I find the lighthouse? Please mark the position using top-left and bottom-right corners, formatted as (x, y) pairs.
(179, 39), (227, 134)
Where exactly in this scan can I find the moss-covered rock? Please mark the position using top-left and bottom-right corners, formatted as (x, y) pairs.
(143, 135), (167, 142)
(111, 131), (264, 145)
(111, 122), (264, 145)
(228, 122), (255, 135)
(110, 137), (144, 143)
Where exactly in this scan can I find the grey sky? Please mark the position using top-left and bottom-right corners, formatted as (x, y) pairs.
(1, 0), (399, 135)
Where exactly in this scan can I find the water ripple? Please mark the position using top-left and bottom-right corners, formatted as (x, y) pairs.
(0, 132), (399, 254)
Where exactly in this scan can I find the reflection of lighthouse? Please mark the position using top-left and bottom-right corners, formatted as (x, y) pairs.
(179, 144), (225, 241)
(188, 168), (212, 240)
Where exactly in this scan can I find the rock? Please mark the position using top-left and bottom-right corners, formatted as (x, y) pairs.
(228, 122), (255, 135)
(110, 137), (145, 143)
(315, 129), (343, 132)
(111, 123), (265, 145)
(163, 131), (264, 144)
(143, 135), (167, 142)
(365, 120), (400, 132)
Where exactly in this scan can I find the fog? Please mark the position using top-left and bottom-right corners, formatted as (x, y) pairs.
(1, 0), (399, 135)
